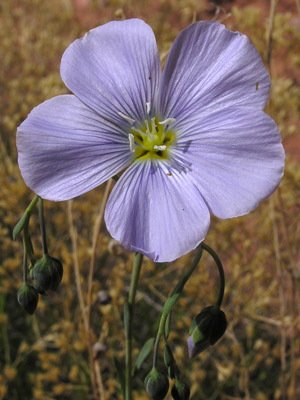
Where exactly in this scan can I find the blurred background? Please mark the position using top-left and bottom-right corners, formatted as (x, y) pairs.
(0, 0), (300, 399)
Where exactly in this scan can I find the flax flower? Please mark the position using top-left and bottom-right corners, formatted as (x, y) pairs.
(17, 19), (285, 262)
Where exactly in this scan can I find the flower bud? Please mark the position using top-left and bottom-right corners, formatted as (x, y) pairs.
(17, 283), (39, 314)
(33, 254), (63, 293)
(171, 380), (190, 400)
(187, 305), (227, 358)
(144, 368), (169, 400)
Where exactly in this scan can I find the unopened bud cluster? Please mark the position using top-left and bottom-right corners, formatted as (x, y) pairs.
(17, 254), (63, 314)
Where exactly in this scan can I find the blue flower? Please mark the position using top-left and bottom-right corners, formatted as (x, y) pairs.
(17, 19), (285, 262)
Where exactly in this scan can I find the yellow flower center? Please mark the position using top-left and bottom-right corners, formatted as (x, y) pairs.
(130, 117), (176, 161)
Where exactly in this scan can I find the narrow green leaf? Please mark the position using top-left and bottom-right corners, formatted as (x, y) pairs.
(113, 357), (125, 397)
(165, 311), (172, 340)
(13, 195), (39, 240)
(134, 337), (155, 372)
(13, 212), (30, 240)
(162, 293), (180, 315)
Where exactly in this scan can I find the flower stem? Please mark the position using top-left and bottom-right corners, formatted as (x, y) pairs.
(125, 252), (144, 400)
(38, 198), (48, 255)
(22, 237), (28, 283)
(201, 243), (225, 308)
(153, 244), (203, 368)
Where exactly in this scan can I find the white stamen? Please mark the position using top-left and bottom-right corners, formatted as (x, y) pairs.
(118, 112), (135, 125)
(146, 102), (151, 114)
(145, 120), (152, 137)
(159, 118), (176, 126)
(151, 117), (156, 136)
(154, 145), (167, 151)
(129, 133), (136, 152)
(132, 127), (148, 138)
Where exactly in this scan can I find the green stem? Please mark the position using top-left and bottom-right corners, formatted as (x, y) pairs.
(153, 244), (203, 368)
(23, 221), (35, 266)
(13, 195), (39, 240)
(38, 198), (48, 255)
(26, 195), (39, 214)
(22, 237), (28, 282)
(125, 252), (144, 400)
(202, 243), (225, 308)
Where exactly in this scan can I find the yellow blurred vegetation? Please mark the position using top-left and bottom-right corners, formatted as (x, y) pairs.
(0, 0), (300, 399)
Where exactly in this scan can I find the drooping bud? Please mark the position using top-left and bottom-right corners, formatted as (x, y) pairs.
(17, 283), (39, 314)
(171, 380), (190, 400)
(33, 254), (63, 293)
(187, 305), (227, 358)
(144, 368), (169, 400)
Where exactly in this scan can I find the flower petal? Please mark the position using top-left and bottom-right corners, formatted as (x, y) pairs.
(159, 21), (270, 123)
(61, 19), (161, 126)
(17, 95), (132, 201)
(105, 161), (210, 262)
(174, 107), (285, 218)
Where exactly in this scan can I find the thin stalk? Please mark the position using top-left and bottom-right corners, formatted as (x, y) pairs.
(153, 245), (203, 368)
(67, 201), (99, 399)
(87, 178), (114, 328)
(22, 237), (28, 282)
(125, 252), (144, 400)
(86, 179), (113, 400)
(23, 221), (35, 266)
(27, 195), (39, 213)
(201, 243), (225, 308)
(38, 198), (48, 255)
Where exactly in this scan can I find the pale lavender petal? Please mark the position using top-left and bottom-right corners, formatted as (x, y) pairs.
(105, 161), (210, 262)
(61, 19), (161, 127)
(17, 95), (132, 201)
(173, 107), (285, 218)
(159, 21), (270, 123)
(187, 335), (210, 359)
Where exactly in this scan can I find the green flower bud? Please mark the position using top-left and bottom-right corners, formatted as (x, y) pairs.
(187, 305), (227, 358)
(33, 254), (63, 293)
(145, 368), (169, 400)
(171, 380), (190, 400)
(17, 283), (39, 314)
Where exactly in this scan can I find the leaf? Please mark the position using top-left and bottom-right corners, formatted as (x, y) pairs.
(165, 311), (172, 340)
(113, 357), (125, 397)
(134, 337), (155, 372)
(13, 212), (30, 240)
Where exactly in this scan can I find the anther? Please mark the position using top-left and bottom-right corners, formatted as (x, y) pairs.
(146, 102), (151, 114)
(154, 145), (167, 151)
(159, 118), (176, 126)
(129, 133), (136, 152)
(118, 112), (136, 125)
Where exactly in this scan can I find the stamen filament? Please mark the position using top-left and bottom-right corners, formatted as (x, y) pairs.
(118, 112), (136, 125)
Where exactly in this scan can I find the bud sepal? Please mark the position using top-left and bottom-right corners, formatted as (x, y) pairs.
(17, 282), (39, 314)
(145, 368), (169, 400)
(187, 305), (227, 358)
(171, 380), (190, 400)
(33, 254), (63, 293)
